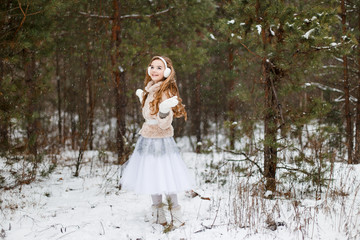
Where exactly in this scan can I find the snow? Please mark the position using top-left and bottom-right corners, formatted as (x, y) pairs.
(256, 25), (262, 35)
(264, 191), (273, 198)
(269, 26), (275, 36)
(303, 28), (315, 39)
(227, 20), (235, 25)
(1, 136), (360, 239)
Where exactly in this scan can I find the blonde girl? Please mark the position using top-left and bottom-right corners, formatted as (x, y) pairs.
(121, 56), (194, 227)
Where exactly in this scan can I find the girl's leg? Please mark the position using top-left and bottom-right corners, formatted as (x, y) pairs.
(151, 194), (163, 206)
(165, 194), (184, 227)
(150, 194), (167, 225)
(165, 194), (179, 208)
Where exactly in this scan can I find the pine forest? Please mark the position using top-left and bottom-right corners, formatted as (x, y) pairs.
(1, 0), (360, 239)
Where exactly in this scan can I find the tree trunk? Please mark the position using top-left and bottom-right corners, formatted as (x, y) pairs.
(63, 52), (68, 146)
(195, 69), (202, 153)
(355, 6), (360, 164)
(257, 0), (278, 192)
(263, 61), (278, 192)
(341, 0), (353, 164)
(79, 66), (88, 147)
(55, 46), (63, 146)
(228, 44), (236, 150)
(86, 43), (94, 150)
(0, 58), (9, 151)
(23, 49), (40, 176)
(112, 0), (127, 164)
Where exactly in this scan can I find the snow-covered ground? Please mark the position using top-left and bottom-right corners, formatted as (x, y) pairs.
(1, 141), (360, 239)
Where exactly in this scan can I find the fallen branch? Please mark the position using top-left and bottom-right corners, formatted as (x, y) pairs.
(186, 190), (211, 201)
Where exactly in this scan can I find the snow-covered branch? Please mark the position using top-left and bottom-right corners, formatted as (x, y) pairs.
(304, 82), (358, 103)
(79, 11), (111, 19)
(79, 7), (173, 20)
(119, 7), (174, 19)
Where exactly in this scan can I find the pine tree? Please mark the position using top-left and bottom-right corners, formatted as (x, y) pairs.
(218, 0), (339, 191)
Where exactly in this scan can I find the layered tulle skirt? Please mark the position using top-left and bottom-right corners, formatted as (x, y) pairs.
(120, 136), (194, 194)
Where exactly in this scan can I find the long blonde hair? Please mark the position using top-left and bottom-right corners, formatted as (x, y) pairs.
(142, 56), (187, 120)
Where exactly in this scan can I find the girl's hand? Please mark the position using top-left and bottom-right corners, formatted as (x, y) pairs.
(159, 96), (178, 113)
(136, 89), (144, 103)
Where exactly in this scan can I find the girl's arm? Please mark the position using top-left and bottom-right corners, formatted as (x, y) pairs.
(156, 92), (176, 129)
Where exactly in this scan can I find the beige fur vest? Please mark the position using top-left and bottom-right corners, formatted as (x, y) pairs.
(138, 80), (174, 138)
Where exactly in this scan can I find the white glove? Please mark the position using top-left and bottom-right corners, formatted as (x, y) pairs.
(159, 96), (178, 113)
(135, 89), (144, 103)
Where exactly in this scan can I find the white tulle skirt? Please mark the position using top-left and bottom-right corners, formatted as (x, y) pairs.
(120, 136), (194, 195)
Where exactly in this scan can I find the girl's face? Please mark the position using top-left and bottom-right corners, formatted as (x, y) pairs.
(149, 59), (165, 82)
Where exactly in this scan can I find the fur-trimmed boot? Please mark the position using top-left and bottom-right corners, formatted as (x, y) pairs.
(151, 204), (167, 226)
(170, 205), (185, 228)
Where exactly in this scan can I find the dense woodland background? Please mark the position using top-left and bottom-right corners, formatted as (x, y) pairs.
(1, 0), (360, 193)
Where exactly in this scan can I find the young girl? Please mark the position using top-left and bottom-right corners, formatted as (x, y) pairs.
(120, 56), (194, 227)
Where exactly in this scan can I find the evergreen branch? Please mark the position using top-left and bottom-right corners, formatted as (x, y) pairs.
(217, 147), (264, 175)
(237, 40), (263, 60)
(27, 11), (43, 16)
(276, 165), (312, 176)
(18, 0), (27, 16)
(14, 0), (29, 37)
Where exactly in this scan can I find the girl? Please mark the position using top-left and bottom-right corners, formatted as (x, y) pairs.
(120, 56), (194, 227)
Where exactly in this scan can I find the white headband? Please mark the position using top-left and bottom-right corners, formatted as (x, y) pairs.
(157, 56), (168, 69)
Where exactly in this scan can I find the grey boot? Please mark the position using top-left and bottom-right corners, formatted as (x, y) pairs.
(151, 204), (167, 226)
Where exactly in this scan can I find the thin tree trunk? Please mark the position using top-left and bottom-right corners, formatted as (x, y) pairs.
(0, 58), (9, 151)
(355, 6), (360, 164)
(24, 49), (40, 177)
(79, 65), (88, 145)
(86, 43), (94, 150)
(228, 44), (236, 150)
(195, 69), (202, 153)
(71, 112), (76, 150)
(112, 0), (127, 164)
(341, 0), (353, 164)
(55, 46), (63, 146)
(0, 0), (10, 151)
(215, 112), (219, 149)
(68, 49), (77, 150)
(63, 52), (68, 146)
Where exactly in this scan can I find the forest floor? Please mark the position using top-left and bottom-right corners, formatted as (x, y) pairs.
(1, 140), (360, 240)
